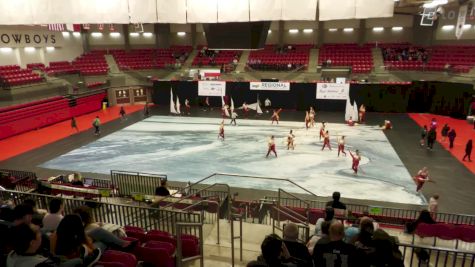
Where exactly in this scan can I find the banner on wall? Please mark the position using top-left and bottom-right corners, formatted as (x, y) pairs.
(316, 83), (350, 100)
(250, 82), (290, 91)
(198, 81), (226, 96)
(0, 30), (64, 48)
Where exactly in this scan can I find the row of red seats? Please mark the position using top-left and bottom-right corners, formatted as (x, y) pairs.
(0, 65), (44, 87)
(248, 45), (311, 70)
(0, 92), (106, 140)
(87, 81), (107, 88)
(0, 96), (62, 113)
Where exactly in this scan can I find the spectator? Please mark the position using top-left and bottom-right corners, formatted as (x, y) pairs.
(12, 204), (34, 226)
(6, 224), (58, 267)
(282, 223), (312, 267)
(71, 173), (84, 186)
(448, 129), (456, 149)
(92, 116), (101, 136)
(155, 179), (171, 196)
(426, 128), (436, 150)
(314, 206), (334, 236)
(307, 220), (331, 255)
(354, 217), (376, 266)
(51, 214), (102, 265)
(42, 198), (64, 232)
(74, 206), (132, 251)
(463, 139), (473, 162)
(313, 221), (357, 266)
(405, 210), (436, 234)
(247, 234), (292, 267)
(441, 123), (450, 142)
(428, 194), (439, 213)
(23, 199), (45, 226)
(326, 191), (346, 210)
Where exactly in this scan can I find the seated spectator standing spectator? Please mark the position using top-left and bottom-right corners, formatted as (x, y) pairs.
(315, 206), (335, 236)
(326, 192), (346, 210)
(313, 221), (357, 267)
(6, 224), (58, 267)
(282, 223), (312, 267)
(307, 220), (331, 256)
(353, 217), (376, 266)
(428, 194), (439, 213)
(23, 199), (45, 226)
(247, 234), (293, 267)
(155, 180), (171, 196)
(42, 198), (64, 233)
(12, 204), (34, 226)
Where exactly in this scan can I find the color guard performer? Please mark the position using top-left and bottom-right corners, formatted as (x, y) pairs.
(309, 107), (316, 127)
(266, 135), (277, 158)
(349, 150), (361, 175)
(337, 136), (346, 157)
(319, 122), (326, 141)
(218, 120), (225, 140)
(347, 116), (355, 126)
(242, 102), (249, 118)
(271, 108), (282, 125)
(359, 104), (366, 123)
(287, 130), (295, 150)
(185, 99), (191, 115)
(414, 167), (432, 192)
(321, 130), (332, 151)
(304, 111), (310, 130)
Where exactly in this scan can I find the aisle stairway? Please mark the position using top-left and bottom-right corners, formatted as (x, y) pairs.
(105, 54), (120, 74)
(306, 48), (319, 73)
(235, 51), (250, 73)
(372, 47), (387, 74)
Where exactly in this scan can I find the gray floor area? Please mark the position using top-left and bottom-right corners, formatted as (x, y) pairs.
(0, 106), (473, 214)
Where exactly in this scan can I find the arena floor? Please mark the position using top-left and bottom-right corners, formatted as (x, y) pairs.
(1, 106), (473, 214)
(39, 115), (423, 205)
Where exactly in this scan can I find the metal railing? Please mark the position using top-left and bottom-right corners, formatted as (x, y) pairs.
(0, 169), (37, 192)
(399, 243), (475, 267)
(230, 213), (243, 267)
(0, 189), (201, 235)
(110, 170), (167, 197)
(266, 196), (475, 226)
(176, 222), (204, 267)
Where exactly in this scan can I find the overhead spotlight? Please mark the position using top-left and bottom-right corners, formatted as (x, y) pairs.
(143, 32), (153, 37)
(288, 29), (299, 33)
(343, 28), (354, 32)
(373, 27), (384, 32)
(303, 29), (313, 33)
(442, 25), (454, 30)
(130, 32), (139, 37)
(328, 28), (338, 32)
(177, 32), (186, 36)
(392, 26), (403, 31)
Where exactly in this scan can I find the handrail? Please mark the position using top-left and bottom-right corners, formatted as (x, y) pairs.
(159, 183), (230, 210)
(176, 222), (204, 267)
(271, 206), (310, 242)
(177, 199), (220, 213)
(271, 206), (309, 226)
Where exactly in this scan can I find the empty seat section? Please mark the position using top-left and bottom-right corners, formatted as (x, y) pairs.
(0, 64), (44, 87)
(73, 50), (109, 75)
(192, 46), (242, 67)
(111, 46), (192, 70)
(247, 44), (311, 71)
(319, 43), (373, 73)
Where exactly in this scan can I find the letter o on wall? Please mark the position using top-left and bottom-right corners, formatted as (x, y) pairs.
(1, 34), (10, 44)
(33, 34), (41, 43)
(447, 10), (456, 20)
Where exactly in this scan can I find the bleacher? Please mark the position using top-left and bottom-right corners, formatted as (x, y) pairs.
(0, 65), (44, 88)
(382, 43), (475, 73)
(0, 92), (106, 140)
(318, 43), (373, 73)
(111, 46), (192, 70)
(247, 44), (312, 71)
(192, 46), (242, 67)
(73, 50), (109, 76)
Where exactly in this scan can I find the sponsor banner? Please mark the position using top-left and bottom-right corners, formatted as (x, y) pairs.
(250, 82), (290, 91)
(198, 81), (226, 96)
(0, 30), (64, 48)
(316, 83), (350, 100)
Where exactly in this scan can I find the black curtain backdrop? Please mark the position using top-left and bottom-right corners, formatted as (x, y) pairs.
(153, 81), (473, 117)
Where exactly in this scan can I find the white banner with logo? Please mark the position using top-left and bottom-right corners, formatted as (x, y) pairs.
(249, 82), (290, 91)
(316, 83), (350, 100)
(198, 81), (226, 96)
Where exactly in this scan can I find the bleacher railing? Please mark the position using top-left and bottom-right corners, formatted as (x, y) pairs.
(110, 170), (167, 197)
(0, 189), (202, 236)
(398, 243), (475, 267)
(265, 196), (475, 226)
(0, 169), (37, 192)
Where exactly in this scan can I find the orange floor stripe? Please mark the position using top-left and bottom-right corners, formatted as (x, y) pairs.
(409, 113), (474, 174)
(0, 105), (144, 162)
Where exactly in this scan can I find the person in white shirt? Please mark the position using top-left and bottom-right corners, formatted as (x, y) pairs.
(264, 98), (271, 113)
(230, 111), (238, 126)
(42, 198), (64, 232)
(428, 194), (439, 213)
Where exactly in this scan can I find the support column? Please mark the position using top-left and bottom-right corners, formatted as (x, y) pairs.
(81, 29), (90, 52)
(358, 19), (366, 46)
(317, 21), (324, 47)
(155, 24), (171, 48)
(191, 24), (197, 49)
(122, 24), (130, 51)
(278, 21), (284, 47)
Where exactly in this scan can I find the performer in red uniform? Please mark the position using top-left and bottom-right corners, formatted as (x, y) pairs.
(347, 116), (355, 126)
(382, 120), (392, 130)
(218, 121), (225, 140)
(359, 104), (366, 123)
(321, 131), (332, 151)
(305, 111), (310, 130)
(287, 130), (295, 150)
(414, 167), (431, 192)
(319, 122), (326, 141)
(309, 107), (316, 128)
(349, 150), (361, 174)
(271, 108), (282, 125)
(266, 135), (277, 158)
(242, 102), (249, 119)
(337, 136), (346, 157)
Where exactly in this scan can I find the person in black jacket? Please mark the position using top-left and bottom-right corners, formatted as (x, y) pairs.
(155, 180), (170, 196)
(282, 223), (312, 267)
(326, 192), (346, 210)
(463, 140), (473, 162)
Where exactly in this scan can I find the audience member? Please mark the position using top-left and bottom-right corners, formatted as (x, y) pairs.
(326, 192), (346, 210)
(6, 224), (58, 267)
(314, 206), (335, 236)
(71, 173), (84, 186)
(282, 223), (312, 267)
(247, 234), (293, 267)
(155, 180), (171, 196)
(353, 217), (376, 266)
(307, 220), (331, 255)
(12, 204), (34, 226)
(313, 221), (357, 266)
(42, 198), (64, 232)
(428, 194), (439, 213)
(23, 199), (45, 226)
